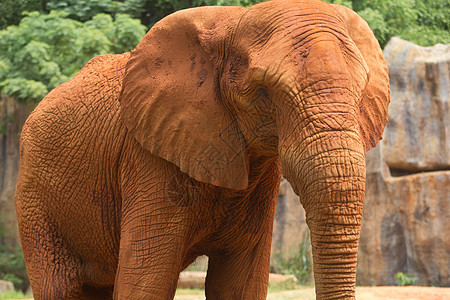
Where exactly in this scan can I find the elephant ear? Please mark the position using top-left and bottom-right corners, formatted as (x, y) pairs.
(120, 6), (249, 190)
(333, 4), (390, 153)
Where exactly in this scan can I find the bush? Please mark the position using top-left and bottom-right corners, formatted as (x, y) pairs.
(394, 272), (418, 286)
(0, 248), (28, 291)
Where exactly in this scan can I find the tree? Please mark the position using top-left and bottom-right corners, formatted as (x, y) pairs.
(0, 11), (146, 103)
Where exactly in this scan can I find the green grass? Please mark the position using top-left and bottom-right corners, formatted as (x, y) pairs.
(267, 290), (315, 300)
(268, 279), (302, 293)
(175, 288), (204, 295)
(0, 290), (32, 300)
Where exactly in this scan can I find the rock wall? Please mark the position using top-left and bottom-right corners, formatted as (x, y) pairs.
(271, 178), (308, 258)
(357, 37), (449, 286)
(0, 96), (33, 251)
(382, 38), (449, 172)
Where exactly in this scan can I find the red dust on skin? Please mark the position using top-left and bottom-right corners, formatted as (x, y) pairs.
(15, 0), (389, 299)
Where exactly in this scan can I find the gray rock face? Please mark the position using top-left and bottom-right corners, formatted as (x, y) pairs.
(382, 37), (449, 172)
(358, 147), (449, 286)
(271, 178), (308, 257)
(357, 38), (450, 286)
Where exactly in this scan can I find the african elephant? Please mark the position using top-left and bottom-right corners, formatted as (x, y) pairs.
(15, 0), (389, 299)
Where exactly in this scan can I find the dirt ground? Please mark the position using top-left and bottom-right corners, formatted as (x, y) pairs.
(174, 286), (450, 300)
(12, 286), (450, 300)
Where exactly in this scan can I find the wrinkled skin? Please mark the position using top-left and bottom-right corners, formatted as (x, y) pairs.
(15, 0), (389, 299)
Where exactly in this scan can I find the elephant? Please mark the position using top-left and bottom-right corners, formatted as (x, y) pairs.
(15, 0), (389, 299)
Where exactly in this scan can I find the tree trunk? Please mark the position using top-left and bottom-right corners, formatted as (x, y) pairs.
(0, 95), (33, 251)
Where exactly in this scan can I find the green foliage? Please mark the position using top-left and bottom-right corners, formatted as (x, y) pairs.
(86, 13), (148, 54)
(0, 0), (44, 29)
(356, 7), (390, 46)
(271, 232), (313, 284)
(323, 0), (353, 9)
(47, 0), (117, 22)
(398, 0), (450, 47)
(0, 10), (146, 103)
(358, 0), (420, 47)
(46, 0), (148, 22)
(394, 272), (418, 286)
(0, 248), (28, 291)
(326, 0), (450, 48)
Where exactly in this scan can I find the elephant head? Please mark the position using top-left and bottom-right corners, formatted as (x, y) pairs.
(119, 0), (389, 298)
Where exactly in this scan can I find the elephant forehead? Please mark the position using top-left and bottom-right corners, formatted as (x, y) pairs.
(232, 0), (353, 72)
(238, 0), (347, 41)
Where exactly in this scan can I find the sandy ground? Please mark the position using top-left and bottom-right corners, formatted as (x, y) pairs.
(174, 286), (450, 300)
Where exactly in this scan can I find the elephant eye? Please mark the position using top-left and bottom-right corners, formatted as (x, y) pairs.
(255, 87), (270, 100)
(237, 86), (271, 111)
(252, 87), (271, 107)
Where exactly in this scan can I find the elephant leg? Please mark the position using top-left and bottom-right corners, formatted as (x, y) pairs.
(113, 203), (186, 299)
(21, 226), (84, 299)
(30, 262), (83, 299)
(205, 232), (273, 300)
(113, 230), (183, 299)
(24, 227), (113, 300)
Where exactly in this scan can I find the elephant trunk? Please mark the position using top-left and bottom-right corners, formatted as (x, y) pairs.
(280, 126), (366, 299)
